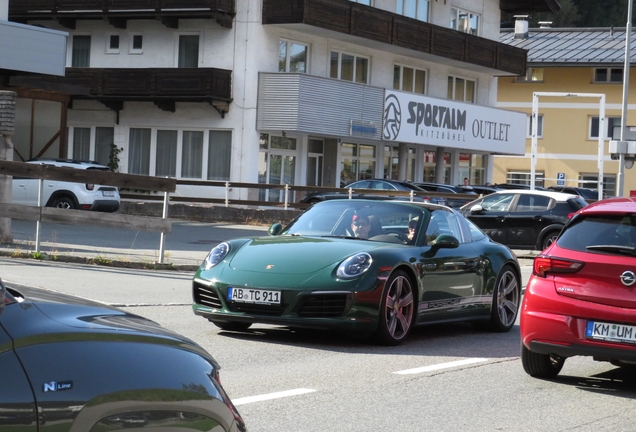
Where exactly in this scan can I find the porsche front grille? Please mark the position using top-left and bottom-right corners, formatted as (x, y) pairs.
(193, 282), (223, 309)
(298, 293), (352, 318)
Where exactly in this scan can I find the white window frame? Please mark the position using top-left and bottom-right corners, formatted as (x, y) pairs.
(589, 116), (621, 140)
(330, 50), (370, 84)
(448, 75), (476, 103)
(394, 64), (427, 94)
(526, 114), (543, 138)
(106, 33), (120, 54)
(129, 33), (144, 54)
(593, 67), (623, 83)
(396, 0), (429, 22)
(450, 7), (480, 35)
(279, 39), (309, 73)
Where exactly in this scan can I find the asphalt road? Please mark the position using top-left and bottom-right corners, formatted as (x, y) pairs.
(2, 224), (634, 431)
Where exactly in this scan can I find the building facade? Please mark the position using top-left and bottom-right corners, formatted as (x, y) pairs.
(497, 23), (636, 198)
(4, 0), (557, 202)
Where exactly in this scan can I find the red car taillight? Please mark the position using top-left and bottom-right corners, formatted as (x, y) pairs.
(533, 255), (585, 278)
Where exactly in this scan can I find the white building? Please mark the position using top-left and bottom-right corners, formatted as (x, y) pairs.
(3, 0), (558, 202)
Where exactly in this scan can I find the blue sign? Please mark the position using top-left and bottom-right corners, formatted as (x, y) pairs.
(557, 172), (565, 186)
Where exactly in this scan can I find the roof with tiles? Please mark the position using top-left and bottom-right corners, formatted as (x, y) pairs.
(500, 27), (636, 66)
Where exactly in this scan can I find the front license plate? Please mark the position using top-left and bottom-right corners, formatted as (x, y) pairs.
(586, 321), (636, 344)
(227, 287), (281, 305)
(103, 190), (115, 197)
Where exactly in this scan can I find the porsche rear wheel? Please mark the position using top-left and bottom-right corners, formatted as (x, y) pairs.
(488, 265), (520, 332)
(521, 344), (565, 378)
(373, 270), (414, 346)
(210, 320), (252, 331)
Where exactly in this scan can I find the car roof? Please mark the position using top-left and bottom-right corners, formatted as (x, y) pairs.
(577, 197), (636, 214)
(489, 189), (580, 201)
(26, 158), (109, 169)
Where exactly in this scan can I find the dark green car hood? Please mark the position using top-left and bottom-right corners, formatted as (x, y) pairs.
(228, 235), (391, 274)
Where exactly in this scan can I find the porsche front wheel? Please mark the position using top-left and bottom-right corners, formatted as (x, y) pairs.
(373, 270), (415, 346)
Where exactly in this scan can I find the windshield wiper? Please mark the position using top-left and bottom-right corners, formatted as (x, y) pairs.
(586, 244), (636, 256)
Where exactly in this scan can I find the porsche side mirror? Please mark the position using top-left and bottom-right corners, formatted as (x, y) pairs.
(431, 234), (460, 250)
(268, 223), (283, 236)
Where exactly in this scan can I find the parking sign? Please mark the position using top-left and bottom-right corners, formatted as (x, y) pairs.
(557, 172), (565, 186)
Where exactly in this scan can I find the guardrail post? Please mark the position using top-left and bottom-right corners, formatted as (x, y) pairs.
(158, 190), (169, 264)
(35, 178), (43, 253)
(225, 182), (229, 207)
(284, 184), (289, 210)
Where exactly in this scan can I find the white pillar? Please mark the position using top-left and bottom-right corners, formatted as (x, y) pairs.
(0, 0), (8, 21)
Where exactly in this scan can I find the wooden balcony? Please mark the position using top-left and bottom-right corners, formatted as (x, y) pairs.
(262, 0), (527, 76)
(10, 67), (233, 116)
(9, 0), (236, 29)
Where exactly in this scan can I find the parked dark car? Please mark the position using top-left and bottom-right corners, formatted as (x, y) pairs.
(463, 185), (502, 196)
(521, 197), (636, 378)
(414, 182), (478, 208)
(301, 179), (445, 205)
(0, 281), (246, 431)
(493, 183), (549, 191)
(460, 189), (588, 250)
(547, 186), (602, 203)
(192, 199), (522, 346)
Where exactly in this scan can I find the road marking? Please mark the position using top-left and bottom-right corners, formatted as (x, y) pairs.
(232, 388), (317, 406)
(393, 358), (488, 375)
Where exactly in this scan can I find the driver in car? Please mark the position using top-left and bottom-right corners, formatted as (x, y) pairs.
(351, 214), (371, 239)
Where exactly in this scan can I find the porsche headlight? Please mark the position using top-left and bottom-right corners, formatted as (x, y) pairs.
(204, 242), (230, 270)
(337, 253), (372, 279)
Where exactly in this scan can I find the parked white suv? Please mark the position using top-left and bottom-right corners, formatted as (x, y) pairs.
(12, 159), (120, 212)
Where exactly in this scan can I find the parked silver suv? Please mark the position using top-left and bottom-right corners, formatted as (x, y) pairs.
(12, 159), (120, 212)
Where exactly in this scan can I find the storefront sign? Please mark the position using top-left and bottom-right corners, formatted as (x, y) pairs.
(382, 90), (526, 155)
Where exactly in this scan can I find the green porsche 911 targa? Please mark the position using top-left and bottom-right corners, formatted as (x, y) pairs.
(192, 200), (521, 345)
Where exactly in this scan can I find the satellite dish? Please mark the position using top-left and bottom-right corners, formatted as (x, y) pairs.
(626, 159), (634, 169)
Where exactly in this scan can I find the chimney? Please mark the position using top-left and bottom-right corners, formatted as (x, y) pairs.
(514, 15), (530, 40)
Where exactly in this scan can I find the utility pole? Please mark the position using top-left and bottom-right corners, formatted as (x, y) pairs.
(619, 0), (634, 197)
(0, 91), (16, 242)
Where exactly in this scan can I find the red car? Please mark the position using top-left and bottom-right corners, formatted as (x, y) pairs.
(521, 197), (636, 378)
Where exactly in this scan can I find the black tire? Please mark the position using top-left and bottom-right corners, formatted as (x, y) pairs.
(51, 195), (77, 210)
(373, 270), (415, 346)
(521, 344), (565, 378)
(210, 320), (252, 331)
(488, 265), (521, 332)
(540, 230), (560, 250)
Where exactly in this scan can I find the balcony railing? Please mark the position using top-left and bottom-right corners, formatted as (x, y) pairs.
(13, 67), (233, 115)
(10, 0), (236, 28)
(262, 0), (527, 76)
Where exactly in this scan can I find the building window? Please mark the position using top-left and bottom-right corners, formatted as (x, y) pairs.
(178, 34), (199, 68)
(72, 128), (91, 160)
(383, 146), (415, 181)
(460, 153), (485, 185)
(330, 51), (369, 84)
(506, 171), (545, 188)
(129, 128), (152, 175)
(208, 131), (232, 181)
(106, 34), (120, 53)
(156, 130), (178, 178)
(590, 116), (621, 139)
(580, 173), (614, 197)
(594, 68), (623, 83)
(514, 67), (544, 83)
(71, 35), (91, 67)
(130, 34), (143, 53)
(396, 0), (429, 22)
(527, 114), (544, 138)
(422, 151), (450, 183)
(450, 8), (479, 35)
(393, 65), (426, 94)
(447, 76), (476, 103)
(279, 40), (308, 73)
(181, 131), (204, 179)
(95, 127), (114, 166)
(341, 143), (376, 184)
